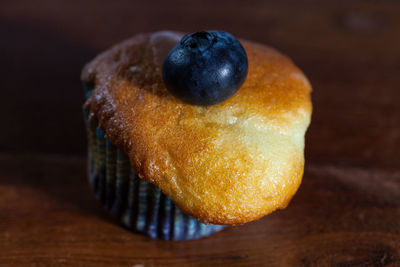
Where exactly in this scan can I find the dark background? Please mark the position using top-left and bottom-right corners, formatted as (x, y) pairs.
(1, 0), (400, 266)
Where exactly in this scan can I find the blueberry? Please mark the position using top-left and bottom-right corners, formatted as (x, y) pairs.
(162, 31), (248, 106)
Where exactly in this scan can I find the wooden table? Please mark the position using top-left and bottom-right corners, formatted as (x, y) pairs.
(1, 1), (399, 266)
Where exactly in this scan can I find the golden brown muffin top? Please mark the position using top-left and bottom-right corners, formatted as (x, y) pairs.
(82, 31), (312, 225)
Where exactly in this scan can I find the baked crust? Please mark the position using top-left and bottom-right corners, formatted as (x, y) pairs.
(82, 31), (312, 225)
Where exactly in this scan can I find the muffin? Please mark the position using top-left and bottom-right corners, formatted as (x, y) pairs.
(81, 31), (312, 240)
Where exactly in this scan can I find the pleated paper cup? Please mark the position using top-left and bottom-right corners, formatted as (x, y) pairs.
(83, 83), (227, 240)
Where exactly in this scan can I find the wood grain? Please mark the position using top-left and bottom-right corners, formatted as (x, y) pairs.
(1, 153), (399, 266)
(0, 0), (399, 266)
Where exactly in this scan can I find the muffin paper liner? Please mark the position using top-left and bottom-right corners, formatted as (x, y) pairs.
(83, 84), (226, 240)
